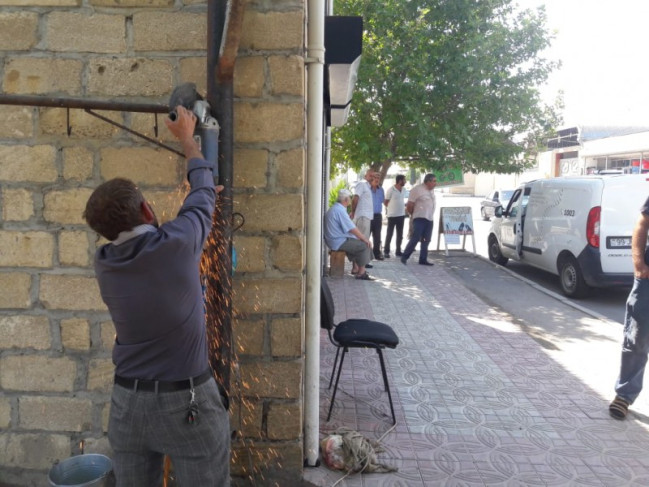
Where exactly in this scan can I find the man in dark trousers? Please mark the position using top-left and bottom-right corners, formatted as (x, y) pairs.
(83, 106), (230, 486)
(400, 173), (437, 266)
(383, 174), (406, 258)
(370, 172), (385, 260)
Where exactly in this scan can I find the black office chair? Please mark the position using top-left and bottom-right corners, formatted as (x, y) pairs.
(320, 278), (399, 424)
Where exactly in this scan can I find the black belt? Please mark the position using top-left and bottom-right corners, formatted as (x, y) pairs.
(114, 369), (212, 393)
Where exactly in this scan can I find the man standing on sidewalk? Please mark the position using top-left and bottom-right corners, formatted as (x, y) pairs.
(610, 196), (649, 419)
(400, 173), (437, 266)
(350, 169), (375, 268)
(383, 174), (406, 258)
(370, 172), (385, 260)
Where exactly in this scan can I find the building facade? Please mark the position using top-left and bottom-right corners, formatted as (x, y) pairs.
(469, 126), (649, 198)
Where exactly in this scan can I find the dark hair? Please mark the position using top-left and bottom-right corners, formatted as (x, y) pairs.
(423, 173), (436, 183)
(83, 178), (145, 241)
(396, 175), (406, 184)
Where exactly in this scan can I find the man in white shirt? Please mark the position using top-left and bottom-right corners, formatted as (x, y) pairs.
(383, 174), (406, 258)
(350, 169), (374, 239)
(400, 173), (437, 266)
(350, 169), (375, 268)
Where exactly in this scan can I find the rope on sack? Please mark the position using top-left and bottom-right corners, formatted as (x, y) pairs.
(321, 426), (397, 486)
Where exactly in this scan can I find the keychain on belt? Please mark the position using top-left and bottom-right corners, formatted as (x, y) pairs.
(187, 386), (199, 425)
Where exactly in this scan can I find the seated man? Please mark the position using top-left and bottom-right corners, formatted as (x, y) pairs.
(324, 189), (373, 280)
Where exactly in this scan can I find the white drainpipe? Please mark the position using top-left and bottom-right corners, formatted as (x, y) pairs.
(304, 0), (326, 467)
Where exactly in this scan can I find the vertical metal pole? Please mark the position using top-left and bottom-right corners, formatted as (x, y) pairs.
(205, 0), (233, 391)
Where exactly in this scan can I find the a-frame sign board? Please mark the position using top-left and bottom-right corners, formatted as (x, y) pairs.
(436, 206), (476, 256)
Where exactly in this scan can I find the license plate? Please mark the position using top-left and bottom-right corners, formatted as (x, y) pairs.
(607, 236), (631, 249)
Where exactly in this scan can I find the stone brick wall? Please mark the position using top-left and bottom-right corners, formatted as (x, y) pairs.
(0, 0), (306, 485)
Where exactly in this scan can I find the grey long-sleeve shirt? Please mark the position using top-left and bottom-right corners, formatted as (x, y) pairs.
(94, 157), (217, 381)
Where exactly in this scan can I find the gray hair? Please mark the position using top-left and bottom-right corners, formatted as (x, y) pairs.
(337, 188), (352, 203)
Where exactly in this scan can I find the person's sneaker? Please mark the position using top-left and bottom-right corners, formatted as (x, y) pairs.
(384, 252), (390, 259)
(419, 261), (434, 266)
(609, 396), (630, 419)
(400, 256), (407, 265)
(395, 251), (403, 256)
(365, 264), (373, 269)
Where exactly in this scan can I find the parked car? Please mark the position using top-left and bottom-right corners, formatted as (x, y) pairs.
(480, 189), (514, 220)
(487, 175), (649, 298)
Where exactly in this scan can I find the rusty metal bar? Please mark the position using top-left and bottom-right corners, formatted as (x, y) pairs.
(216, 0), (245, 82)
(84, 109), (184, 157)
(204, 0), (244, 394)
(0, 95), (187, 156)
(204, 0), (232, 393)
(0, 94), (168, 113)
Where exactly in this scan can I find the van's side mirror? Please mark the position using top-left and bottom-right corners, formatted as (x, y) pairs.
(495, 206), (503, 218)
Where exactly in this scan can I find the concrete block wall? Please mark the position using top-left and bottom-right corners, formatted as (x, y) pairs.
(230, 1), (306, 482)
(0, 0), (306, 485)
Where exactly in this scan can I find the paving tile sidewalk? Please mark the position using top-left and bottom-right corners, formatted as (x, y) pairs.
(303, 252), (649, 486)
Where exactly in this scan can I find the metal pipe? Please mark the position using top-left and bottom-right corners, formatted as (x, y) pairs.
(207, 0), (227, 105)
(323, 127), (332, 273)
(205, 0), (244, 393)
(203, 0), (230, 392)
(0, 94), (167, 113)
(304, 0), (326, 468)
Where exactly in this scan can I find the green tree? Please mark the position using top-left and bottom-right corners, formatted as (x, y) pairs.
(331, 0), (562, 179)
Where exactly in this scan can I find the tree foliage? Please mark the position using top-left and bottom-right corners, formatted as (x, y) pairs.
(331, 0), (562, 178)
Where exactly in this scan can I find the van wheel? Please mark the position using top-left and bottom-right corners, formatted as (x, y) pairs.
(481, 207), (489, 221)
(488, 235), (508, 266)
(558, 255), (589, 298)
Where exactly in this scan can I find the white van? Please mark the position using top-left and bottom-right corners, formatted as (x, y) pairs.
(487, 175), (649, 298)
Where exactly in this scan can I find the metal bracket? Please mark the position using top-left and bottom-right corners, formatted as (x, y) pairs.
(0, 94), (181, 157)
(304, 56), (325, 64)
(84, 109), (184, 157)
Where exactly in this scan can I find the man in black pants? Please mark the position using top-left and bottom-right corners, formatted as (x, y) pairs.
(370, 172), (385, 260)
(383, 175), (406, 258)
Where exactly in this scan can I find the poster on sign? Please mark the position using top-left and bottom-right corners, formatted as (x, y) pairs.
(437, 207), (476, 255)
(441, 207), (474, 234)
